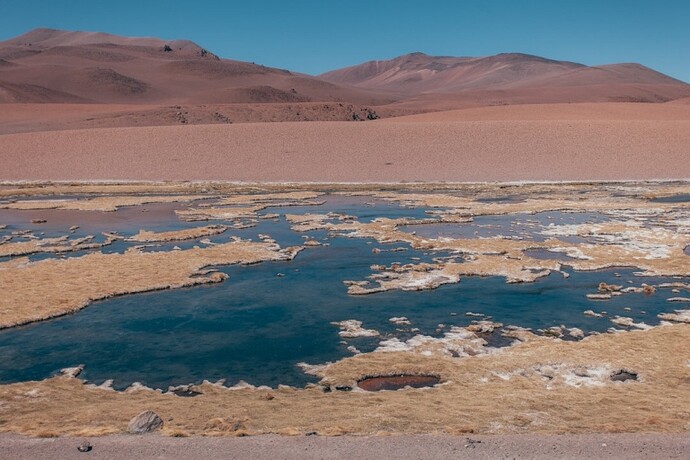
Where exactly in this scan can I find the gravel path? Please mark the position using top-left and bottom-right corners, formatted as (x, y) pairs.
(1, 433), (688, 460)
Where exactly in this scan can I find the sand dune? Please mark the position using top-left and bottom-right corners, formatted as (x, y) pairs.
(1, 102), (689, 182)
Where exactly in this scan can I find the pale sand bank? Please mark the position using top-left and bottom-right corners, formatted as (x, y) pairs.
(0, 433), (688, 460)
(1, 103), (689, 182)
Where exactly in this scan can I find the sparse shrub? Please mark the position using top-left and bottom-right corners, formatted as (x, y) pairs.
(366, 109), (379, 120)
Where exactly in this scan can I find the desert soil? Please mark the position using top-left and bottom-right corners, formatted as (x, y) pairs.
(1, 102), (689, 182)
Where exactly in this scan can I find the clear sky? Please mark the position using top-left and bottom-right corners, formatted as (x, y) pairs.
(1, 0), (688, 82)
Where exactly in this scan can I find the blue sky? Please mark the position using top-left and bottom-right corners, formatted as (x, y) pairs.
(1, 0), (688, 82)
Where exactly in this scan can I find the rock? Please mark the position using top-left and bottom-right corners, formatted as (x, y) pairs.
(127, 410), (164, 434)
(77, 442), (92, 452)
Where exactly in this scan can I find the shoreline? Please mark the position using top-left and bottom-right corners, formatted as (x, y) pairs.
(0, 176), (690, 189)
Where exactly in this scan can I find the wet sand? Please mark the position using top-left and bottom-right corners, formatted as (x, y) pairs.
(1, 433), (688, 460)
(1, 103), (690, 182)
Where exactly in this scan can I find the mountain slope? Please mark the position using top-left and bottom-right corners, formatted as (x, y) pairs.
(320, 52), (690, 104)
(0, 28), (387, 105)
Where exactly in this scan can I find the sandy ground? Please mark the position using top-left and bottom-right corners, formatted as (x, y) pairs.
(0, 433), (688, 460)
(1, 103), (689, 182)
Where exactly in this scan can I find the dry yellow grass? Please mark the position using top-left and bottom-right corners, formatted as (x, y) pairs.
(1, 182), (689, 437)
(0, 183), (210, 198)
(0, 195), (212, 212)
(0, 234), (117, 257)
(0, 324), (687, 436)
(126, 225), (228, 243)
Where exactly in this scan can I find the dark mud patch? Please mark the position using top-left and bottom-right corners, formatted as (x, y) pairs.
(357, 374), (441, 391)
(169, 387), (203, 397)
(611, 369), (638, 382)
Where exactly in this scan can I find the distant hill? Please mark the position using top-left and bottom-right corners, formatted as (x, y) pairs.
(320, 52), (690, 106)
(0, 28), (386, 105)
(1, 28), (689, 119)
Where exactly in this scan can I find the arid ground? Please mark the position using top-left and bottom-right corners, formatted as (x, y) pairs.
(1, 102), (690, 182)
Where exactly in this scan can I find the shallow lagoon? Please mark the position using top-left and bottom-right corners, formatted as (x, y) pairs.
(0, 194), (686, 389)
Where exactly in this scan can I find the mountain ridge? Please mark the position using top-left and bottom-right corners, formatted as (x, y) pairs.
(1, 28), (688, 111)
(0, 28), (387, 105)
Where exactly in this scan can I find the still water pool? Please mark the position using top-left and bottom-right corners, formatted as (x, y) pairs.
(0, 196), (684, 389)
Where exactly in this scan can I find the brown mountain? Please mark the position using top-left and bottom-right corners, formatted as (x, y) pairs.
(1, 28), (689, 132)
(0, 28), (385, 105)
(319, 52), (690, 106)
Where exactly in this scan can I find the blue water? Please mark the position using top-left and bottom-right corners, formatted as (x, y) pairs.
(0, 195), (686, 390)
(650, 194), (690, 203)
(399, 211), (606, 241)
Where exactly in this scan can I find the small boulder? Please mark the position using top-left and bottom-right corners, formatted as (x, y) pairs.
(127, 410), (163, 434)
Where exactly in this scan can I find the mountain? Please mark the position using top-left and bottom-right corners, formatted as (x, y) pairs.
(1, 28), (689, 125)
(319, 52), (690, 105)
(0, 28), (386, 104)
